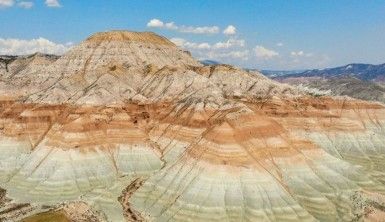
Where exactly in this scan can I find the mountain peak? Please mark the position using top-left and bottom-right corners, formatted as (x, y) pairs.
(25, 30), (202, 83)
(85, 30), (175, 46)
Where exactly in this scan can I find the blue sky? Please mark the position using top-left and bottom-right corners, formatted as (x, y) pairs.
(1, 0), (385, 69)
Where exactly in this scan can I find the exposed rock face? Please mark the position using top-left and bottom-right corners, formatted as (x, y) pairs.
(1, 31), (385, 221)
(0, 53), (59, 78)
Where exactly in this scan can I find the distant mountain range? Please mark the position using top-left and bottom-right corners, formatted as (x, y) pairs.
(287, 63), (385, 82)
(261, 63), (385, 81)
(261, 63), (385, 103)
(257, 69), (306, 78)
(199, 59), (222, 65)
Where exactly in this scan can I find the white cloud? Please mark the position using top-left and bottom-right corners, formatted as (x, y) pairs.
(18, 1), (33, 9)
(0, 0), (14, 8)
(164, 22), (178, 30)
(223, 25), (236, 35)
(170, 38), (185, 47)
(0, 0), (33, 9)
(45, 0), (61, 7)
(65, 42), (74, 46)
(213, 38), (245, 49)
(291, 51), (304, 56)
(171, 37), (245, 50)
(194, 42), (211, 49)
(291, 50), (313, 57)
(179, 25), (219, 34)
(214, 50), (249, 60)
(254, 45), (279, 59)
(171, 37), (249, 62)
(169, 35), (328, 69)
(276, 42), (284, 47)
(147, 18), (220, 34)
(170, 38), (211, 49)
(0, 37), (70, 55)
(184, 41), (211, 50)
(147, 19), (164, 28)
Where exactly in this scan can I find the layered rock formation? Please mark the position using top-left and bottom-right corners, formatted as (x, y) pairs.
(0, 53), (59, 78)
(1, 31), (385, 221)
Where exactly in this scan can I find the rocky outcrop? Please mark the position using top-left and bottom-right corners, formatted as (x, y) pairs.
(0, 31), (385, 221)
(0, 53), (59, 78)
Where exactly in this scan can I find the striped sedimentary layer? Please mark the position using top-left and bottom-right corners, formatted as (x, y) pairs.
(0, 101), (166, 221)
(0, 97), (385, 221)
